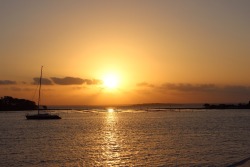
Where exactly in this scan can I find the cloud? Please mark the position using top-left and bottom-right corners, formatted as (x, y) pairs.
(222, 85), (250, 95)
(136, 82), (155, 88)
(134, 82), (250, 103)
(0, 80), (17, 85)
(51, 77), (102, 85)
(51, 77), (84, 85)
(160, 83), (250, 95)
(159, 83), (250, 95)
(10, 87), (22, 91)
(1, 87), (22, 91)
(33, 78), (53, 85)
(84, 79), (102, 85)
(23, 88), (35, 91)
(160, 83), (217, 92)
(72, 86), (85, 90)
(137, 82), (250, 96)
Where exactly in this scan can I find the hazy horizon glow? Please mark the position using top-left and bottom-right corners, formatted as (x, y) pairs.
(1, 0), (250, 105)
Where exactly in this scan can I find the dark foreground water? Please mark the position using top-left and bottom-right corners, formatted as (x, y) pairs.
(0, 109), (249, 167)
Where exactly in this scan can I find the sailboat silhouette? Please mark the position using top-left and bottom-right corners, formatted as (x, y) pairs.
(26, 66), (61, 120)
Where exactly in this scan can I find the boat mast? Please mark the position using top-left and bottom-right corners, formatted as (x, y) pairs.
(37, 66), (43, 115)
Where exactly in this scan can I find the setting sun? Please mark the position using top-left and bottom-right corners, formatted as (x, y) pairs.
(103, 74), (119, 89)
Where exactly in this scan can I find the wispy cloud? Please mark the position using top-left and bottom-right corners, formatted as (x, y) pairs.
(137, 82), (250, 95)
(10, 87), (22, 91)
(137, 82), (155, 88)
(160, 83), (217, 92)
(161, 83), (250, 95)
(84, 79), (102, 85)
(33, 78), (53, 85)
(0, 80), (17, 85)
(72, 86), (83, 90)
(222, 85), (250, 95)
(1, 87), (23, 92)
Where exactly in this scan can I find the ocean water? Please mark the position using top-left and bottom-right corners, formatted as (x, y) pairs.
(0, 109), (249, 167)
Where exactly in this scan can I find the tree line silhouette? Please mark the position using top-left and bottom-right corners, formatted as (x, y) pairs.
(0, 96), (37, 111)
(204, 101), (250, 109)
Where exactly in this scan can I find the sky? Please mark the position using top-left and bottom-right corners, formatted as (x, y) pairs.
(1, 0), (250, 106)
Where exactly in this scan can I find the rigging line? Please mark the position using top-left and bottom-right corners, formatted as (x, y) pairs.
(31, 81), (39, 102)
(37, 66), (43, 114)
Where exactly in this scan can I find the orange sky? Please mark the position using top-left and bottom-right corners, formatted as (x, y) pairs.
(1, 1), (250, 105)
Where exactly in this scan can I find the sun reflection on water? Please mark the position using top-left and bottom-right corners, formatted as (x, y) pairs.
(102, 108), (121, 165)
(107, 108), (114, 113)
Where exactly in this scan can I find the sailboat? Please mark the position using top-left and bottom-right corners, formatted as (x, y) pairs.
(26, 66), (61, 120)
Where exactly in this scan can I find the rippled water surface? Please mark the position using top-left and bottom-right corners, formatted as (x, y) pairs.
(0, 109), (250, 166)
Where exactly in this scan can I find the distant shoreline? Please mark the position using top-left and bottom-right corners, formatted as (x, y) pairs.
(1, 96), (250, 111)
(1, 107), (250, 112)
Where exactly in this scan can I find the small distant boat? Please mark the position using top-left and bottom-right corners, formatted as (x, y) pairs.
(26, 66), (61, 120)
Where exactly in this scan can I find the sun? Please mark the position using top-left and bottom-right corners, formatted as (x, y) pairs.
(103, 74), (119, 89)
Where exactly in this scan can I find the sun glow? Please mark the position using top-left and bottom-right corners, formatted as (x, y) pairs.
(103, 74), (119, 89)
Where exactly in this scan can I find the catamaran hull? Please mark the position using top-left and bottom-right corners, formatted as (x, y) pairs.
(26, 114), (61, 120)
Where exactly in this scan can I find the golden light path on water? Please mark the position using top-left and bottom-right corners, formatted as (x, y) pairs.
(101, 108), (121, 166)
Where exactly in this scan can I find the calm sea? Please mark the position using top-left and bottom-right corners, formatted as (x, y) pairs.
(0, 109), (249, 167)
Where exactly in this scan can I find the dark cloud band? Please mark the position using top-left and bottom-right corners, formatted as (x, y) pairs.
(51, 77), (84, 85)
(51, 77), (102, 85)
(137, 82), (250, 95)
(33, 78), (53, 85)
(0, 80), (17, 85)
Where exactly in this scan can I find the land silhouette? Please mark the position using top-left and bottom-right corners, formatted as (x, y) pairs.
(1, 96), (250, 111)
(0, 96), (37, 111)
